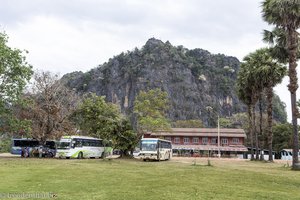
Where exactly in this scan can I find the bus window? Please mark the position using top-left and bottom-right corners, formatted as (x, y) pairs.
(45, 141), (56, 149)
(95, 140), (103, 147)
(74, 139), (83, 147)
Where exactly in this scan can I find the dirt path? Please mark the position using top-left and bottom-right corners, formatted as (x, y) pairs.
(0, 153), (20, 158)
(171, 156), (292, 164)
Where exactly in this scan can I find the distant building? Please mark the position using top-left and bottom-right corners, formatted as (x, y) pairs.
(144, 128), (248, 158)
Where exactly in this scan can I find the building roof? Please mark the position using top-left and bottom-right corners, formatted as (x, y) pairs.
(149, 128), (246, 138)
(172, 144), (248, 152)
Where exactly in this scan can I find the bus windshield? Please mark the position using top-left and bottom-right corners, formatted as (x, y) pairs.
(141, 140), (157, 151)
(57, 142), (71, 149)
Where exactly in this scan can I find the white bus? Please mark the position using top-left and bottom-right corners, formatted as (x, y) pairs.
(56, 136), (104, 159)
(139, 138), (172, 161)
(280, 149), (300, 160)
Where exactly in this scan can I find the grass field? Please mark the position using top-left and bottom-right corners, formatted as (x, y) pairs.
(0, 157), (299, 200)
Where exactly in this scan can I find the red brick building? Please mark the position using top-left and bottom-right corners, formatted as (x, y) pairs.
(144, 128), (247, 158)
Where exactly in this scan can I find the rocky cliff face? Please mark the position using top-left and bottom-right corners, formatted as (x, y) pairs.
(62, 38), (286, 126)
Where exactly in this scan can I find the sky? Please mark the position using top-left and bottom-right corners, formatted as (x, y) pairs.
(0, 0), (298, 122)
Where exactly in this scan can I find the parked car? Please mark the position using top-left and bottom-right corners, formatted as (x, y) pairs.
(43, 141), (56, 157)
(133, 150), (140, 157)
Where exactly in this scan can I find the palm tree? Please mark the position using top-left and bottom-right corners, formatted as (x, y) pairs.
(237, 61), (260, 160)
(263, 27), (289, 63)
(248, 48), (286, 161)
(237, 48), (286, 161)
(262, 0), (300, 169)
(258, 91), (265, 161)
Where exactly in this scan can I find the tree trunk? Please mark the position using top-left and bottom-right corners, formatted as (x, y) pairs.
(254, 104), (259, 160)
(266, 86), (273, 162)
(119, 150), (132, 158)
(248, 105), (254, 160)
(287, 28), (300, 170)
(259, 92), (264, 161)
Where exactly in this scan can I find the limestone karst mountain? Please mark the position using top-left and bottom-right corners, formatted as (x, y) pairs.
(62, 38), (287, 126)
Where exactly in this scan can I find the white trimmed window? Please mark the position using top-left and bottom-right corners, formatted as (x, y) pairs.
(202, 137), (208, 145)
(221, 138), (228, 145)
(174, 137), (180, 144)
(232, 138), (239, 144)
(211, 138), (217, 145)
(193, 137), (199, 144)
(183, 137), (190, 144)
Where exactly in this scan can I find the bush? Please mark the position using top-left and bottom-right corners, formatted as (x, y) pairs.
(0, 138), (11, 153)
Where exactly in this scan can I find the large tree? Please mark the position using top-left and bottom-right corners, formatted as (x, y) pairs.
(245, 48), (286, 161)
(238, 48), (286, 161)
(0, 32), (33, 134)
(134, 88), (171, 134)
(73, 93), (137, 156)
(113, 118), (138, 156)
(273, 123), (293, 153)
(262, 0), (300, 169)
(263, 27), (290, 63)
(237, 61), (260, 160)
(25, 71), (79, 143)
(74, 93), (120, 139)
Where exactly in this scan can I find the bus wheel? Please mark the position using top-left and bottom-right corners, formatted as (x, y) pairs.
(77, 152), (83, 159)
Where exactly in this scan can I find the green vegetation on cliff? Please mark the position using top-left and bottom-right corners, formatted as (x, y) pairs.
(62, 38), (287, 126)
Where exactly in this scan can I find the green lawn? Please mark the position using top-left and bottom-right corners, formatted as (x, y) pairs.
(0, 157), (299, 200)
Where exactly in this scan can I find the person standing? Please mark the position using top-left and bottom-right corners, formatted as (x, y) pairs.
(21, 147), (25, 157)
(24, 147), (29, 158)
(38, 146), (43, 158)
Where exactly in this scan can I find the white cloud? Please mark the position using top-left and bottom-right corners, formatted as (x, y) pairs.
(6, 15), (146, 74)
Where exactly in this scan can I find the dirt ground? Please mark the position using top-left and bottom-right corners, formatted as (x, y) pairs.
(0, 152), (292, 165)
(170, 156), (292, 165)
(0, 153), (19, 158)
(0, 152), (119, 159)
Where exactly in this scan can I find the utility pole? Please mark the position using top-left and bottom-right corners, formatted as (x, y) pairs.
(218, 115), (220, 158)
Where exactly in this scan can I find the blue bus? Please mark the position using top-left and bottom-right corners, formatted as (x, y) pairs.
(11, 138), (56, 157)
